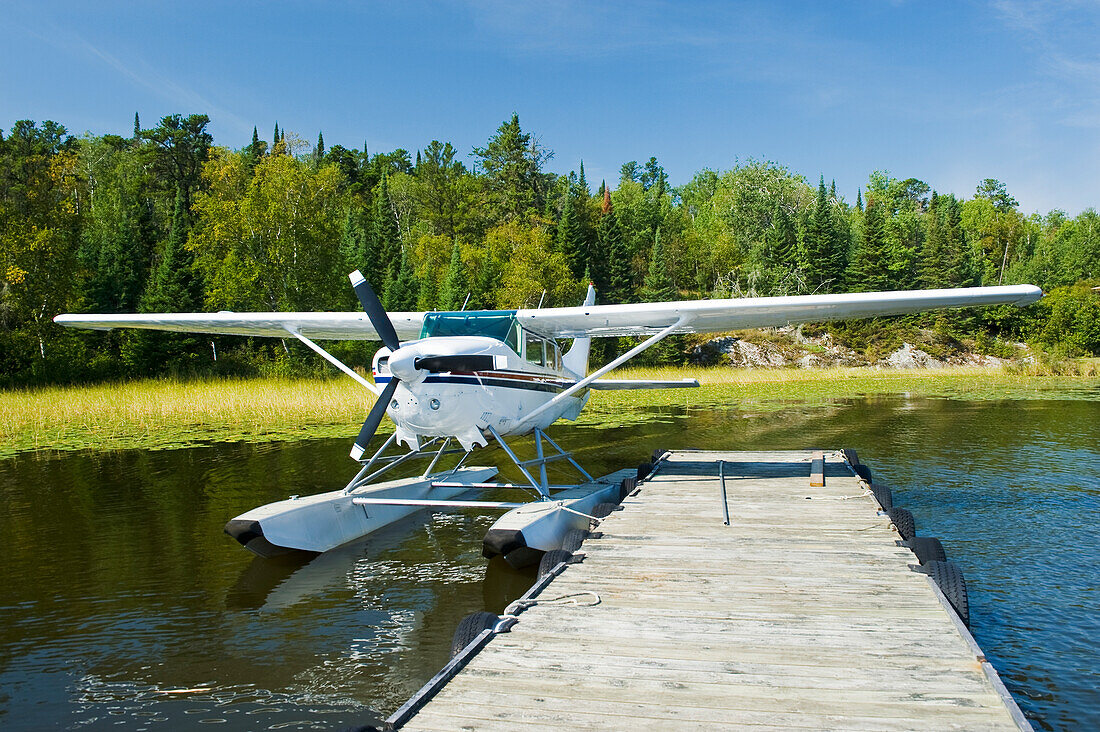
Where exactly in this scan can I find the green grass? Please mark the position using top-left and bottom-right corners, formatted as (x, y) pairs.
(1, 367), (1096, 459)
(579, 366), (1097, 426)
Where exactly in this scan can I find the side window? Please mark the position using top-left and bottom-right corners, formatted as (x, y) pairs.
(525, 332), (545, 366)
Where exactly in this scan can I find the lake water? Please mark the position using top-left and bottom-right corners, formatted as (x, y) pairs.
(1, 391), (1098, 730)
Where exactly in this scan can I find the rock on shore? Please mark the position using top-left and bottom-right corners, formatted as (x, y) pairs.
(689, 326), (1028, 369)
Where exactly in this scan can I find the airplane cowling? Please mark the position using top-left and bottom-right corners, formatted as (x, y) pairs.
(386, 336), (505, 385)
(387, 345), (427, 385)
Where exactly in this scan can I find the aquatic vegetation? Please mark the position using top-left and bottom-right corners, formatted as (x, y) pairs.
(0, 376), (376, 458)
(1, 368), (1095, 459)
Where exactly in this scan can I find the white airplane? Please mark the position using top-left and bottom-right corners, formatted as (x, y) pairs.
(55, 275), (1043, 561)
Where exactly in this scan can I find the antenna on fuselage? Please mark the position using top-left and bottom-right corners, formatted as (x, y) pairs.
(460, 293), (471, 311)
(536, 289), (546, 308)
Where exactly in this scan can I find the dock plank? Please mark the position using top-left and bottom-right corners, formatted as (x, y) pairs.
(399, 450), (1028, 731)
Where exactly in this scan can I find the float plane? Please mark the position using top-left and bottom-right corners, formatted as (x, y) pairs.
(56, 275), (1042, 564)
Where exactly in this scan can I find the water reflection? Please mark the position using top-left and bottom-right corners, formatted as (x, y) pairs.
(1, 394), (1097, 730)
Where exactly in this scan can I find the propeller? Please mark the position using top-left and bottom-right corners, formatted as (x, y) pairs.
(348, 270), (401, 461)
(344, 269), (506, 461)
(351, 378), (399, 461)
(350, 270), (400, 351)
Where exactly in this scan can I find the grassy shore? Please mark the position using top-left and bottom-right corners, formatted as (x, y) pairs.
(1, 367), (1096, 459)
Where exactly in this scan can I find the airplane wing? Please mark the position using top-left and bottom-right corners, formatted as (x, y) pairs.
(54, 284), (1042, 341)
(53, 310), (427, 341)
(515, 284), (1043, 338)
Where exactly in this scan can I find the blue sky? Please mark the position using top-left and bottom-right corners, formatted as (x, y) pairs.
(3, 1), (1099, 214)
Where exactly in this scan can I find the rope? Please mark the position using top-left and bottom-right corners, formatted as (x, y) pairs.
(557, 504), (600, 521)
(501, 591), (601, 620)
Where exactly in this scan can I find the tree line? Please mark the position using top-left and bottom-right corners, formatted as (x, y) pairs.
(2, 113), (1098, 386)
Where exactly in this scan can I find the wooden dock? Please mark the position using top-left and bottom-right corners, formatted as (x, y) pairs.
(395, 450), (1030, 731)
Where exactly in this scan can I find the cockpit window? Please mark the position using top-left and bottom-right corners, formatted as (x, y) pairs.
(420, 311), (520, 351)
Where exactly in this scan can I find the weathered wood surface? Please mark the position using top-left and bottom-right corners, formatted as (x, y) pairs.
(403, 450), (1026, 731)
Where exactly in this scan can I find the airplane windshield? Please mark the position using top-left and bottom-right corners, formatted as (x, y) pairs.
(420, 311), (520, 351)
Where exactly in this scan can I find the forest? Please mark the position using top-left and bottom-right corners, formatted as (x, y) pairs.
(1, 113), (1098, 387)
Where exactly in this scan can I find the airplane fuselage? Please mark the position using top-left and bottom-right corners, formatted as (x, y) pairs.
(373, 335), (589, 451)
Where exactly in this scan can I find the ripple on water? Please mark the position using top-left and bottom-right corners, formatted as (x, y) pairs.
(0, 395), (1096, 731)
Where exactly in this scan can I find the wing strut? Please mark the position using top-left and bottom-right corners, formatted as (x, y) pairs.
(515, 316), (690, 431)
(288, 329), (381, 396)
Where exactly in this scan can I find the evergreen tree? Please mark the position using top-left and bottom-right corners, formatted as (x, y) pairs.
(600, 188), (632, 304)
(385, 245), (420, 311)
(470, 254), (500, 310)
(417, 267), (439, 311)
(86, 196), (154, 314)
(245, 126), (267, 167)
(315, 130), (325, 160)
(856, 188), (863, 212)
(846, 198), (890, 292)
(585, 221), (608, 301)
(373, 173), (400, 292)
(801, 176), (832, 291)
(943, 196), (975, 286)
(133, 112), (141, 140)
(641, 227), (676, 302)
(800, 176), (848, 292)
(273, 122), (279, 147)
(766, 201), (798, 269)
(439, 241), (469, 310)
(140, 114), (212, 216)
(557, 189), (586, 278)
(339, 207), (372, 276)
(639, 228), (681, 362)
(127, 188), (205, 371)
(918, 193), (949, 288)
(142, 188), (202, 312)
(640, 157), (668, 196)
(829, 192), (851, 282)
(472, 113), (552, 221)
(566, 165), (600, 292)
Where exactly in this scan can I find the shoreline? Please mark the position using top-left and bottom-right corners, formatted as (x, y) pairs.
(2, 367), (1096, 459)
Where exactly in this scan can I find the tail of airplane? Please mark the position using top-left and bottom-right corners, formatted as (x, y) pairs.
(561, 284), (596, 377)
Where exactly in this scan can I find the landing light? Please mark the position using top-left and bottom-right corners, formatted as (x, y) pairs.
(429, 398), (441, 410)
(390, 399), (399, 410)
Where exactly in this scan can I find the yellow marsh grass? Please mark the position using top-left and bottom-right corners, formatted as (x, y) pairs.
(1, 367), (1094, 458)
(0, 377), (375, 457)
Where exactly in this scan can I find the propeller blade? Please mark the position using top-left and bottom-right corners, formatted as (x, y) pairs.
(349, 270), (400, 351)
(413, 354), (502, 373)
(350, 378), (400, 461)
